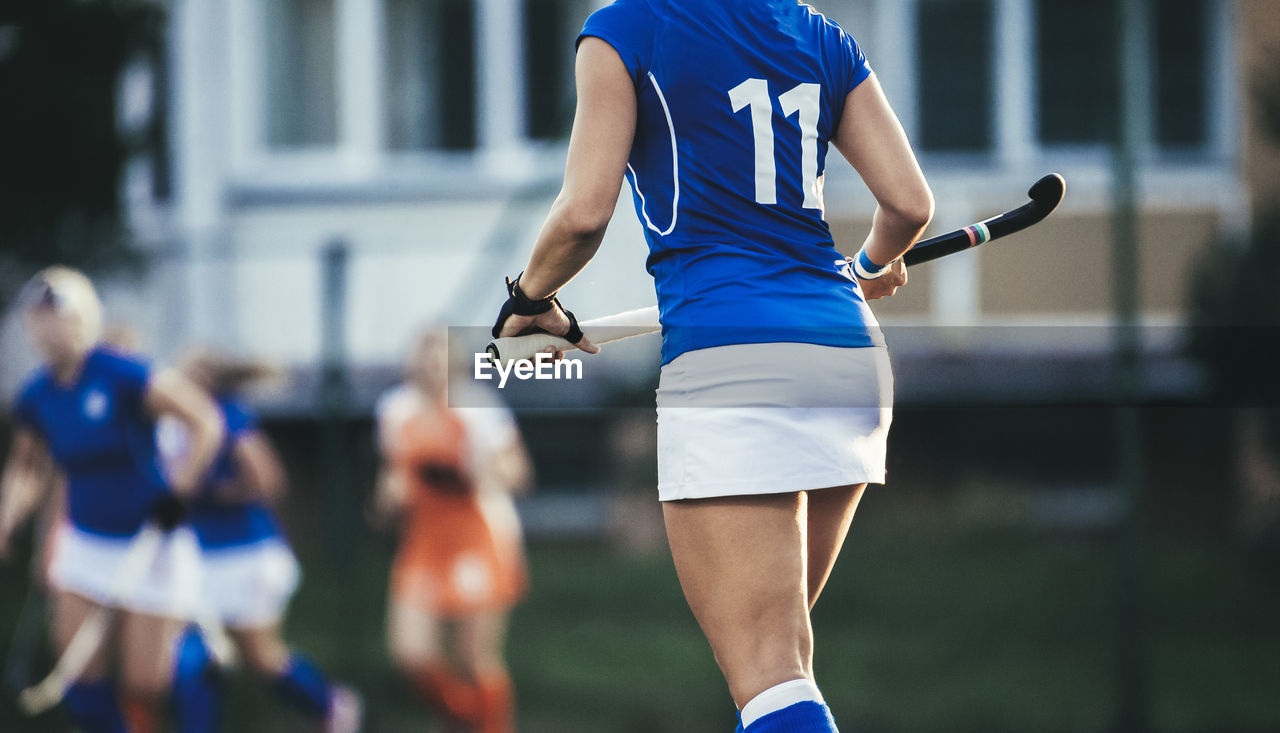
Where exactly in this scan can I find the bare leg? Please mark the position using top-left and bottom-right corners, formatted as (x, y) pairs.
(52, 593), (129, 731)
(456, 611), (515, 733)
(118, 610), (182, 731)
(663, 492), (812, 708)
(51, 591), (114, 682)
(387, 596), (444, 674)
(230, 625), (291, 678)
(804, 484), (867, 610)
(455, 611), (508, 678)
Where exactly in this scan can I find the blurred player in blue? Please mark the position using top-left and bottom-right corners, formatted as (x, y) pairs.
(0, 266), (225, 733)
(492, 1), (934, 730)
(158, 348), (363, 733)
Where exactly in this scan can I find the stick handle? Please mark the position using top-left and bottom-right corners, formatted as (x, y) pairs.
(486, 306), (661, 363)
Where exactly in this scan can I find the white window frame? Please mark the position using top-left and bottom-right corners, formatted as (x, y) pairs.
(225, 0), (537, 190)
(897, 0), (1238, 176)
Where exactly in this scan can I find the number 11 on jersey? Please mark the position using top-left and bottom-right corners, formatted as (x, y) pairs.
(728, 78), (822, 209)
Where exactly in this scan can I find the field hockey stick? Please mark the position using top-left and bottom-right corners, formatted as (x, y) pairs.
(486, 174), (1065, 362)
(901, 173), (1065, 266)
(17, 523), (165, 716)
(486, 306), (666, 364)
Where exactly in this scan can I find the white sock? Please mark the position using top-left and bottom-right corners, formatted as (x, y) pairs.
(740, 678), (824, 728)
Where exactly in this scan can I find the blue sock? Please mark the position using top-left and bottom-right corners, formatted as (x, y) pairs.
(744, 700), (839, 732)
(63, 680), (128, 733)
(171, 626), (220, 733)
(273, 653), (333, 719)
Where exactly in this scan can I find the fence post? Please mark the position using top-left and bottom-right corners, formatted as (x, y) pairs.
(320, 240), (354, 565)
(1111, 0), (1149, 729)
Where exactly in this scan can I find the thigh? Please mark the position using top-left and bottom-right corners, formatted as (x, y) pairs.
(804, 483), (867, 609)
(455, 610), (509, 676)
(52, 590), (115, 681)
(118, 611), (182, 697)
(662, 492), (812, 708)
(387, 593), (444, 670)
(229, 624), (291, 678)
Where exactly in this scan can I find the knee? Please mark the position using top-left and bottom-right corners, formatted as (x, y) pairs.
(119, 664), (171, 701)
(390, 643), (440, 676)
(239, 636), (290, 678)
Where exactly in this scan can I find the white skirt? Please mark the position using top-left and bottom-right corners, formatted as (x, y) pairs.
(48, 522), (203, 618)
(656, 342), (893, 501)
(200, 539), (301, 628)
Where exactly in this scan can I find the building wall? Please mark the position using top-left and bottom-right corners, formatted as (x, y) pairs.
(145, 0), (1254, 376)
(1241, 0), (1280, 209)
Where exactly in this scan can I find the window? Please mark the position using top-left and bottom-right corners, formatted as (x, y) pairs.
(1035, 0), (1118, 146)
(523, 0), (577, 140)
(383, 0), (476, 150)
(1152, 0), (1209, 150)
(263, 0), (337, 148)
(916, 0), (995, 152)
(1034, 0), (1212, 152)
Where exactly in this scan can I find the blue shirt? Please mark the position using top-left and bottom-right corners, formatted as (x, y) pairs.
(187, 397), (283, 551)
(14, 347), (169, 538)
(579, 0), (881, 364)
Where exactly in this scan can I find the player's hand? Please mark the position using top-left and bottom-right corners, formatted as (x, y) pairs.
(857, 259), (907, 300)
(492, 275), (600, 356)
(150, 494), (189, 532)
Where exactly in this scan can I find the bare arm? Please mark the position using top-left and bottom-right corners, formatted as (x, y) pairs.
(832, 73), (935, 299)
(498, 37), (637, 342)
(230, 432), (286, 503)
(0, 428), (53, 560)
(145, 369), (225, 499)
(484, 439), (534, 498)
(371, 464), (410, 531)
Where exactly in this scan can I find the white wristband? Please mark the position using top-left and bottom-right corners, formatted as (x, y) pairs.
(853, 246), (891, 280)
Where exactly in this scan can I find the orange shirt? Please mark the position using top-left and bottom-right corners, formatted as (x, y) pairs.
(389, 399), (525, 613)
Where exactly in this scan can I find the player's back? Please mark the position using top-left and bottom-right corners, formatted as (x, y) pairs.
(581, 0), (879, 363)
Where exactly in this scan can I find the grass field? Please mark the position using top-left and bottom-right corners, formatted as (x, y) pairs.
(2, 485), (1278, 733)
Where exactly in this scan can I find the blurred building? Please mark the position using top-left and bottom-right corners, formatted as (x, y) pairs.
(4, 0), (1273, 408)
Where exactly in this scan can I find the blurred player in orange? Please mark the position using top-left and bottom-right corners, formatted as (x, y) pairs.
(373, 329), (532, 733)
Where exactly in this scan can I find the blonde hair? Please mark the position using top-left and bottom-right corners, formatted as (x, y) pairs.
(178, 347), (281, 395)
(21, 266), (105, 346)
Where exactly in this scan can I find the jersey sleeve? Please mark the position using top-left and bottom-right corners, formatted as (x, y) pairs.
(841, 29), (872, 94)
(100, 350), (153, 411)
(220, 400), (258, 441)
(577, 0), (659, 87)
(12, 383), (43, 436)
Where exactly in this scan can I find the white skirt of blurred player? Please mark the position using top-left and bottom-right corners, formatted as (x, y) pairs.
(48, 521), (203, 618)
(656, 343), (892, 501)
(199, 538), (301, 628)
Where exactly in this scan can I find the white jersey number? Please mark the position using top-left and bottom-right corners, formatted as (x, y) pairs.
(728, 79), (822, 209)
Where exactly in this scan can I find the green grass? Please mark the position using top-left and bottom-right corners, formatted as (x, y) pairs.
(2, 491), (1278, 732)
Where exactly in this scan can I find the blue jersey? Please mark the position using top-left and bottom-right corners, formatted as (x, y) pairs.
(14, 347), (169, 538)
(579, 0), (880, 364)
(187, 397), (282, 551)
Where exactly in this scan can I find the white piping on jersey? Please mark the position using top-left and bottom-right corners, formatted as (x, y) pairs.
(628, 72), (680, 237)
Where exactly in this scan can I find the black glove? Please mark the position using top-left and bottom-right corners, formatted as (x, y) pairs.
(417, 462), (469, 494)
(491, 274), (584, 345)
(150, 494), (188, 531)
